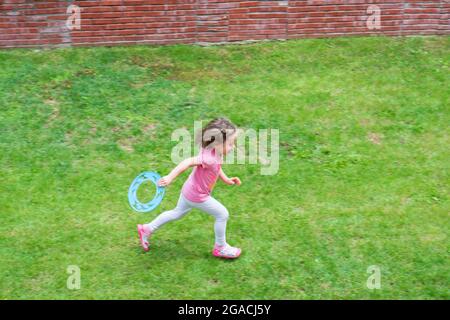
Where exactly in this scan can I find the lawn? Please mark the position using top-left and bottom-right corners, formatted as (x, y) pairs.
(0, 36), (449, 299)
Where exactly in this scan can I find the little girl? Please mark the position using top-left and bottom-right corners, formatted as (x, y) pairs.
(137, 118), (242, 259)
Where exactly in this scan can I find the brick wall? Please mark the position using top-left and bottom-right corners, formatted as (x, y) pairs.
(0, 0), (448, 48)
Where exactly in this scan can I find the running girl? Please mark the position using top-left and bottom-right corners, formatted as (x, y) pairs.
(137, 118), (242, 259)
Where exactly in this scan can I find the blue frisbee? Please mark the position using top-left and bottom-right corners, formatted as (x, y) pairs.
(128, 171), (165, 213)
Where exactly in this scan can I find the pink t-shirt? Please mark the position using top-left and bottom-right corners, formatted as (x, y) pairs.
(181, 148), (222, 203)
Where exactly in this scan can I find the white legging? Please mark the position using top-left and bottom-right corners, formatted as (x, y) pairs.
(146, 193), (229, 246)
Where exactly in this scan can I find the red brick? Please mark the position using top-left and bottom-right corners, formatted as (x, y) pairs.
(0, 0), (447, 48)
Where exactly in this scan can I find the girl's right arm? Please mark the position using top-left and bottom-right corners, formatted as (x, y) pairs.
(157, 156), (199, 186)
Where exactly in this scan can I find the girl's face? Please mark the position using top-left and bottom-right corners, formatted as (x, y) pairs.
(222, 131), (238, 154)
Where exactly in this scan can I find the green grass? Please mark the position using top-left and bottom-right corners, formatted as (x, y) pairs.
(0, 36), (449, 299)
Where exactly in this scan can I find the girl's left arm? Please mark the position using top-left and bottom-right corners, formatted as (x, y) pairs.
(219, 168), (241, 186)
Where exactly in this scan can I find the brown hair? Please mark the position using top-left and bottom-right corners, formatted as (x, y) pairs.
(197, 117), (237, 148)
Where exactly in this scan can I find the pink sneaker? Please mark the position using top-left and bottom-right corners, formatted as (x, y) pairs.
(137, 224), (151, 252)
(212, 243), (241, 259)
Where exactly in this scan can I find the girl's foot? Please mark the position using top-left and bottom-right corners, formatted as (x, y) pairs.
(137, 224), (152, 252)
(212, 243), (241, 259)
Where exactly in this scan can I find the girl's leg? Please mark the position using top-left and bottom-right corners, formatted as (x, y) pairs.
(191, 197), (241, 258)
(190, 196), (229, 246)
(144, 194), (192, 233)
(137, 194), (192, 251)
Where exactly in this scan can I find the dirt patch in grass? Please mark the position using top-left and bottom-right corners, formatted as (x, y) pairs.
(44, 100), (60, 128)
(128, 56), (175, 74)
(127, 49), (252, 82)
(142, 123), (156, 138)
(75, 68), (96, 77)
(112, 122), (133, 134)
(64, 131), (74, 145)
(368, 132), (382, 145)
(130, 81), (151, 89)
(423, 37), (449, 52)
(167, 62), (251, 82)
(167, 67), (224, 82)
(143, 123), (156, 133)
(359, 118), (373, 127)
(48, 79), (72, 90)
(28, 272), (53, 292)
(280, 141), (296, 157)
(44, 98), (58, 106)
(117, 137), (136, 153)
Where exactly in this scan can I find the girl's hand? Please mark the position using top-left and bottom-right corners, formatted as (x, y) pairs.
(226, 177), (241, 186)
(158, 175), (173, 187)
